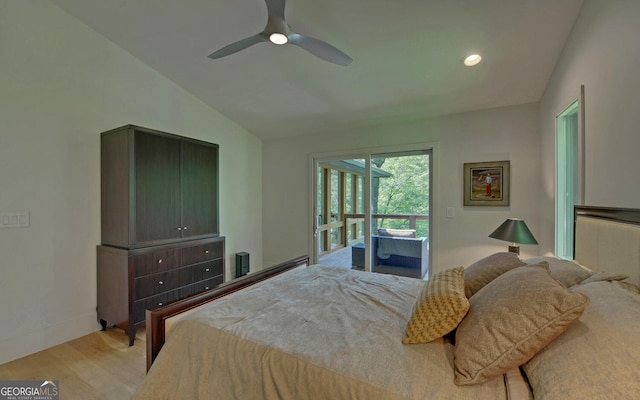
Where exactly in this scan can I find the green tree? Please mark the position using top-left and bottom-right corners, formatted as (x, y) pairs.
(375, 154), (430, 237)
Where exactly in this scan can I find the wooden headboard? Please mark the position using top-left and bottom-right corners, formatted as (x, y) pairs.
(574, 206), (640, 285)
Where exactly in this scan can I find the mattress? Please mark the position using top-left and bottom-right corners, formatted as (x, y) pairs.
(133, 265), (512, 399)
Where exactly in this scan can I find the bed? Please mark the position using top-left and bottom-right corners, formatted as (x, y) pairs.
(133, 206), (640, 399)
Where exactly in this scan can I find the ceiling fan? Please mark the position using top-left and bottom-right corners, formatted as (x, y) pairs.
(208, 0), (352, 66)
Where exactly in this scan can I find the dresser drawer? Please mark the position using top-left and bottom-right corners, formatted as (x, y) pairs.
(181, 240), (223, 265)
(133, 249), (181, 276)
(133, 285), (196, 324)
(192, 259), (224, 282)
(193, 275), (224, 293)
(132, 276), (224, 324)
(135, 266), (193, 299)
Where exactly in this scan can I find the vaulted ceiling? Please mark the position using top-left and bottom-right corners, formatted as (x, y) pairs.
(50, 0), (584, 140)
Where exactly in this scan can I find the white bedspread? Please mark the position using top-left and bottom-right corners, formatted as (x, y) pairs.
(133, 265), (510, 399)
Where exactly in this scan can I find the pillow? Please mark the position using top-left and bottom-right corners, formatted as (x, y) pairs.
(524, 281), (640, 399)
(464, 252), (526, 298)
(402, 267), (469, 344)
(453, 263), (589, 386)
(524, 256), (593, 288)
(611, 280), (640, 294)
(578, 270), (629, 285)
(377, 228), (416, 238)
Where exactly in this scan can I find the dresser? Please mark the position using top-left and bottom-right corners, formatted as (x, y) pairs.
(98, 125), (223, 344)
(97, 237), (224, 345)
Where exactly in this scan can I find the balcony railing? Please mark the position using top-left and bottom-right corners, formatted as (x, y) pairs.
(318, 213), (429, 255)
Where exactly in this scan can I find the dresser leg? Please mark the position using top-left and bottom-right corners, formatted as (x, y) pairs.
(99, 319), (108, 331)
(128, 329), (136, 346)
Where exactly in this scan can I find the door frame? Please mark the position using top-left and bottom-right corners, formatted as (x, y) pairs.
(554, 85), (586, 258)
(309, 142), (440, 272)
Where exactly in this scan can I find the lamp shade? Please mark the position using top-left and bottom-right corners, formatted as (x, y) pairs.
(489, 218), (538, 245)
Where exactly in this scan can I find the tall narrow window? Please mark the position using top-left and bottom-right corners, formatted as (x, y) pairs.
(556, 101), (579, 259)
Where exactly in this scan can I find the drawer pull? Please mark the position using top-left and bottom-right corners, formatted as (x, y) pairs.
(159, 281), (164, 285)
(183, 226), (188, 230)
(205, 286), (209, 290)
(205, 268), (210, 272)
(177, 227), (182, 231)
(205, 250), (209, 254)
(158, 259), (163, 264)
(158, 302), (163, 306)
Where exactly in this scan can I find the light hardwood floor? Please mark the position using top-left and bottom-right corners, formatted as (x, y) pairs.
(0, 328), (146, 399)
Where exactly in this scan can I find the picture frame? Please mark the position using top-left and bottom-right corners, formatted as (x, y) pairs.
(463, 160), (510, 206)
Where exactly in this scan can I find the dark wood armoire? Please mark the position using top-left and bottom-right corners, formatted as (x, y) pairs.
(97, 125), (224, 345)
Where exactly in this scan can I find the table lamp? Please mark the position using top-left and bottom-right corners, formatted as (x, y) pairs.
(489, 218), (538, 255)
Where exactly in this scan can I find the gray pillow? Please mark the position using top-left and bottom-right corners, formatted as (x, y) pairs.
(578, 270), (629, 285)
(464, 252), (526, 298)
(524, 256), (593, 288)
(454, 263), (589, 386)
(524, 281), (640, 399)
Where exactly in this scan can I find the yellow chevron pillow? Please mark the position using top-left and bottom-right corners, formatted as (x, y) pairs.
(403, 266), (469, 344)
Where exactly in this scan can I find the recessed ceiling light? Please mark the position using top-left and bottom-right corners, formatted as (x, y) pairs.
(463, 54), (482, 66)
(269, 33), (288, 45)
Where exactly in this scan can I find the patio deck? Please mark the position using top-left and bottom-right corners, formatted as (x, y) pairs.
(319, 246), (353, 269)
(319, 245), (429, 280)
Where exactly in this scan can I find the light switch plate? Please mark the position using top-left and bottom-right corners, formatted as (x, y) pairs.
(1, 212), (29, 228)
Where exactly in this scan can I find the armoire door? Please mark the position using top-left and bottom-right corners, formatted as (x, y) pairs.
(134, 131), (182, 244)
(181, 140), (219, 237)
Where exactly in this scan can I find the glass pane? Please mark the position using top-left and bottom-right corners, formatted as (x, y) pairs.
(330, 227), (341, 250)
(317, 167), (325, 225)
(345, 174), (353, 214)
(370, 151), (430, 278)
(415, 219), (429, 240)
(357, 175), (364, 214)
(319, 233), (326, 254)
(330, 170), (341, 222)
(375, 155), (429, 216)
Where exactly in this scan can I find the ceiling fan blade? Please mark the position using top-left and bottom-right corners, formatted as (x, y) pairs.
(288, 33), (352, 66)
(265, 0), (286, 20)
(208, 34), (267, 59)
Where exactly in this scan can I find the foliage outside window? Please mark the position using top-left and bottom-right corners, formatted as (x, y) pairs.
(373, 154), (430, 238)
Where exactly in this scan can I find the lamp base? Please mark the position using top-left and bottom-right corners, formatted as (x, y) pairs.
(508, 245), (520, 255)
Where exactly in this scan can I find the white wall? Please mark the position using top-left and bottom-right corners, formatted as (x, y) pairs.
(263, 103), (541, 273)
(0, 1), (263, 364)
(538, 0), (640, 254)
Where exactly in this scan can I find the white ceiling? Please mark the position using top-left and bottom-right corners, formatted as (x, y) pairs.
(50, 0), (584, 140)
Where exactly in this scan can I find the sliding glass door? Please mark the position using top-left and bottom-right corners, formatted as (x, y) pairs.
(315, 158), (367, 267)
(314, 149), (432, 279)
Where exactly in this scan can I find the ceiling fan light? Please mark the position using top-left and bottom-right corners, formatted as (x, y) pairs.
(269, 33), (288, 45)
(463, 54), (482, 66)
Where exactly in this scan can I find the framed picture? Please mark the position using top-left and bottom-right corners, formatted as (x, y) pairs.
(463, 160), (510, 206)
